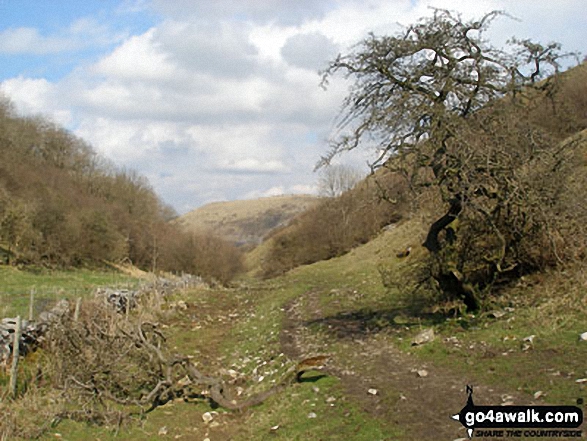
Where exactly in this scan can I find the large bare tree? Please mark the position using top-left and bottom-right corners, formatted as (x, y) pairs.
(321, 9), (581, 310)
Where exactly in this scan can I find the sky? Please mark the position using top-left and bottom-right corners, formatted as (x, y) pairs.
(0, 0), (585, 214)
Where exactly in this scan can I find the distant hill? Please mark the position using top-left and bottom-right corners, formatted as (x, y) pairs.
(175, 195), (320, 247)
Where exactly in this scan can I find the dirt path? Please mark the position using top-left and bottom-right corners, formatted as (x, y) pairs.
(280, 289), (543, 441)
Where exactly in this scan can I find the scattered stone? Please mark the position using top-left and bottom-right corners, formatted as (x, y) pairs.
(367, 388), (378, 396)
(411, 328), (435, 346)
(533, 391), (545, 399)
(202, 412), (214, 423)
(95, 288), (139, 313)
(1, 300), (71, 367)
(579, 332), (587, 342)
(270, 425), (280, 432)
(521, 334), (536, 351)
(487, 310), (506, 319)
(576, 378), (587, 384)
(326, 396), (336, 403)
(416, 369), (429, 378)
(307, 412), (317, 419)
(312, 386), (320, 393)
(158, 426), (168, 436)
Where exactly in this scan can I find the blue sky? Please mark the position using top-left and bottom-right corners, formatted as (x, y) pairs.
(0, 0), (157, 81)
(0, 0), (585, 214)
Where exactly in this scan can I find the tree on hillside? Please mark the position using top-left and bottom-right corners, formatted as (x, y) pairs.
(318, 164), (363, 197)
(321, 9), (583, 310)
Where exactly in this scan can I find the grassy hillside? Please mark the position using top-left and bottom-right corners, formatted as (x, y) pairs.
(3, 217), (584, 439)
(175, 194), (320, 247)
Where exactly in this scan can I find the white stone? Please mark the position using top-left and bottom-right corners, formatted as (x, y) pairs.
(412, 328), (435, 346)
(202, 412), (214, 423)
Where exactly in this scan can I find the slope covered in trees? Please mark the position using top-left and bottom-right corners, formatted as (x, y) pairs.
(0, 98), (242, 283)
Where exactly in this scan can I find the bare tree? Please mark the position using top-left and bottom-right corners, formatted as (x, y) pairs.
(317, 164), (364, 197)
(320, 9), (581, 310)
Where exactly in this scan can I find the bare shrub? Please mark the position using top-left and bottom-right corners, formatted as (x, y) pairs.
(159, 230), (243, 284)
(0, 296), (294, 437)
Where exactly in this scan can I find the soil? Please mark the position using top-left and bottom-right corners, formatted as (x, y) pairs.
(171, 286), (583, 441)
(278, 289), (575, 441)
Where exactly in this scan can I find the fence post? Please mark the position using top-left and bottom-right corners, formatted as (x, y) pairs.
(29, 288), (35, 321)
(74, 297), (82, 322)
(9, 315), (22, 398)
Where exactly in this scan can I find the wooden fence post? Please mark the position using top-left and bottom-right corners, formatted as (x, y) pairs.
(29, 288), (35, 321)
(74, 297), (82, 322)
(9, 315), (22, 398)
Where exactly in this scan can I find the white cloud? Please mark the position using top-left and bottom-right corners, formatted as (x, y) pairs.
(92, 28), (175, 81)
(217, 158), (287, 174)
(157, 20), (260, 79)
(281, 32), (339, 71)
(0, 76), (72, 125)
(1, 0), (585, 213)
(151, 0), (333, 25)
(291, 183), (318, 194)
(243, 182), (318, 200)
(0, 27), (77, 54)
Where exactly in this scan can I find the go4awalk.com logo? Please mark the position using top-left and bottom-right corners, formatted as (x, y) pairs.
(451, 386), (584, 438)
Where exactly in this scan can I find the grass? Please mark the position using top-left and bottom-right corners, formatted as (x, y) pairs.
(0, 265), (141, 318)
(400, 265), (587, 406)
(2, 217), (587, 439)
(235, 374), (400, 440)
(12, 271), (397, 440)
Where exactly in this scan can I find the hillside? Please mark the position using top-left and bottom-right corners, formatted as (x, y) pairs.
(3, 215), (585, 440)
(175, 194), (320, 247)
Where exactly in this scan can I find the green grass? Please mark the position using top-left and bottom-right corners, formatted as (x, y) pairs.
(0, 265), (140, 318)
(235, 374), (400, 440)
(3, 217), (587, 439)
(400, 274), (587, 406)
